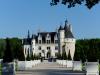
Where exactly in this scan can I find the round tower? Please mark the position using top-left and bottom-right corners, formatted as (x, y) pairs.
(64, 23), (76, 60)
(58, 25), (65, 55)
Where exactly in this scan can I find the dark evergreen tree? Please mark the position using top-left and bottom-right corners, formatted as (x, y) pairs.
(3, 38), (14, 63)
(62, 50), (67, 60)
(68, 50), (72, 60)
(87, 39), (98, 62)
(26, 52), (31, 61)
(18, 48), (25, 61)
(10, 38), (25, 61)
(56, 53), (62, 59)
(31, 53), (34, 60)
(74, 49), (80, 61)
(80, 50), (86, 63)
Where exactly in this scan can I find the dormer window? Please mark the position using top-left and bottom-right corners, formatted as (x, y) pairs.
(47, 34), (50, 38)
(38, 46), (41, 50)
(46, 34), (51, 44)
(47, 40), (50, 44)
(54, 34), (58, 43)
(39, 40), (41, 44)
(38, 34), (41, 38)
(55, 40), (58, 43)
(38, 34), (42, 44)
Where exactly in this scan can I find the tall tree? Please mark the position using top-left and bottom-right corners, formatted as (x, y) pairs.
(0, 39), (6, 58)
(74, 48), (80, 61)
(51, 0), (100, 9)
(62, 50), (67, 60)
(3, 38), (14, 63)
(26, 51), (31, 61)
(68, 50), (72, 60)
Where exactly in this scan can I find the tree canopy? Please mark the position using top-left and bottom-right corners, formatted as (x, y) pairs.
(50, 0), (100, 9)
(0, 38), (25, 61)
(3, 38), (14, 63)
(75, 39), (100, 62)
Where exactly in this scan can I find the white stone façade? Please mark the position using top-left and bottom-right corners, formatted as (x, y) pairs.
(22, 20), (76, 59)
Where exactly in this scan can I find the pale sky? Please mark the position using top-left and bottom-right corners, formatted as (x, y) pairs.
(0, 0), (100, 39)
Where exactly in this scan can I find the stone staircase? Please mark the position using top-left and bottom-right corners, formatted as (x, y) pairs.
(31, 60), (67, 70)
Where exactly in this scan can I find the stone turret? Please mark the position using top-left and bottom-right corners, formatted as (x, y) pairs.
(58, 25), (65, 54)
(58, 20), (76, 60)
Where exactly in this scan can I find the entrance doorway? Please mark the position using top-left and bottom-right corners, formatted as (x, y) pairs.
(47, 51), (51, 58)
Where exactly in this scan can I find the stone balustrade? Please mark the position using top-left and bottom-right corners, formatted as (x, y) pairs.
(17, 60), (41, 70)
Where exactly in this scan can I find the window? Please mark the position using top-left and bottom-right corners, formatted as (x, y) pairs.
(38, 46), (41, 50)
(55, 40), (58, 43)
(32, 42), (33, 44)
(39, 40), (41, 44)
(47, 47), (50, 50)
(33, 48), (34, 50)
(47, 40), (50, 44)
(55, 46), (58, 50)
(47, 34), (50, 38)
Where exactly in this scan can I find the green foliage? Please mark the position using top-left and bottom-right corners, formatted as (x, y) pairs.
(26, 52), (31, 61)
(75, 39), (100, 62)
(0, 38), (25, 61)
(68, 50), (72, 60)
(1, 38), (100, 62)
(9, 38), (23, 60)
(47, 51), (51, 58)
(18, 48), (25, 61)
(56, 53), (62, 59)
(74, 48), (80, 61)
(3, 38), (14, 63)
(51, 0), (100, 9)
(0, 39), (6, 59)
(62, 50), (67, 60)
(31, 54), (34, 60)
(31, 54), (40, 60)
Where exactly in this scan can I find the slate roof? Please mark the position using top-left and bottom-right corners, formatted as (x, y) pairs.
(23, 38), (31, 45)
(65, 29), (74, 38)
(58, 25), (64, 30)
(23, 23), (74, 45)
(38, 32), (57, 43)
(64, 22), (74, 38)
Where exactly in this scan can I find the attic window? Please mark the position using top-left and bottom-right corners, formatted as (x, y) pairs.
(47, 34), (50, 38)
(55, 46), (58, 50)
(38, 46), (41, 50)
(32, 42), (33, 44)
(55, 40), (58, 43)
(39, 40), (41, 44)
(47, 40), (50, 44)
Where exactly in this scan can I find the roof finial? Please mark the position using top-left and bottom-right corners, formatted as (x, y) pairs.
(65, 19), (68, 25)
(28, 30), (30, 38)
